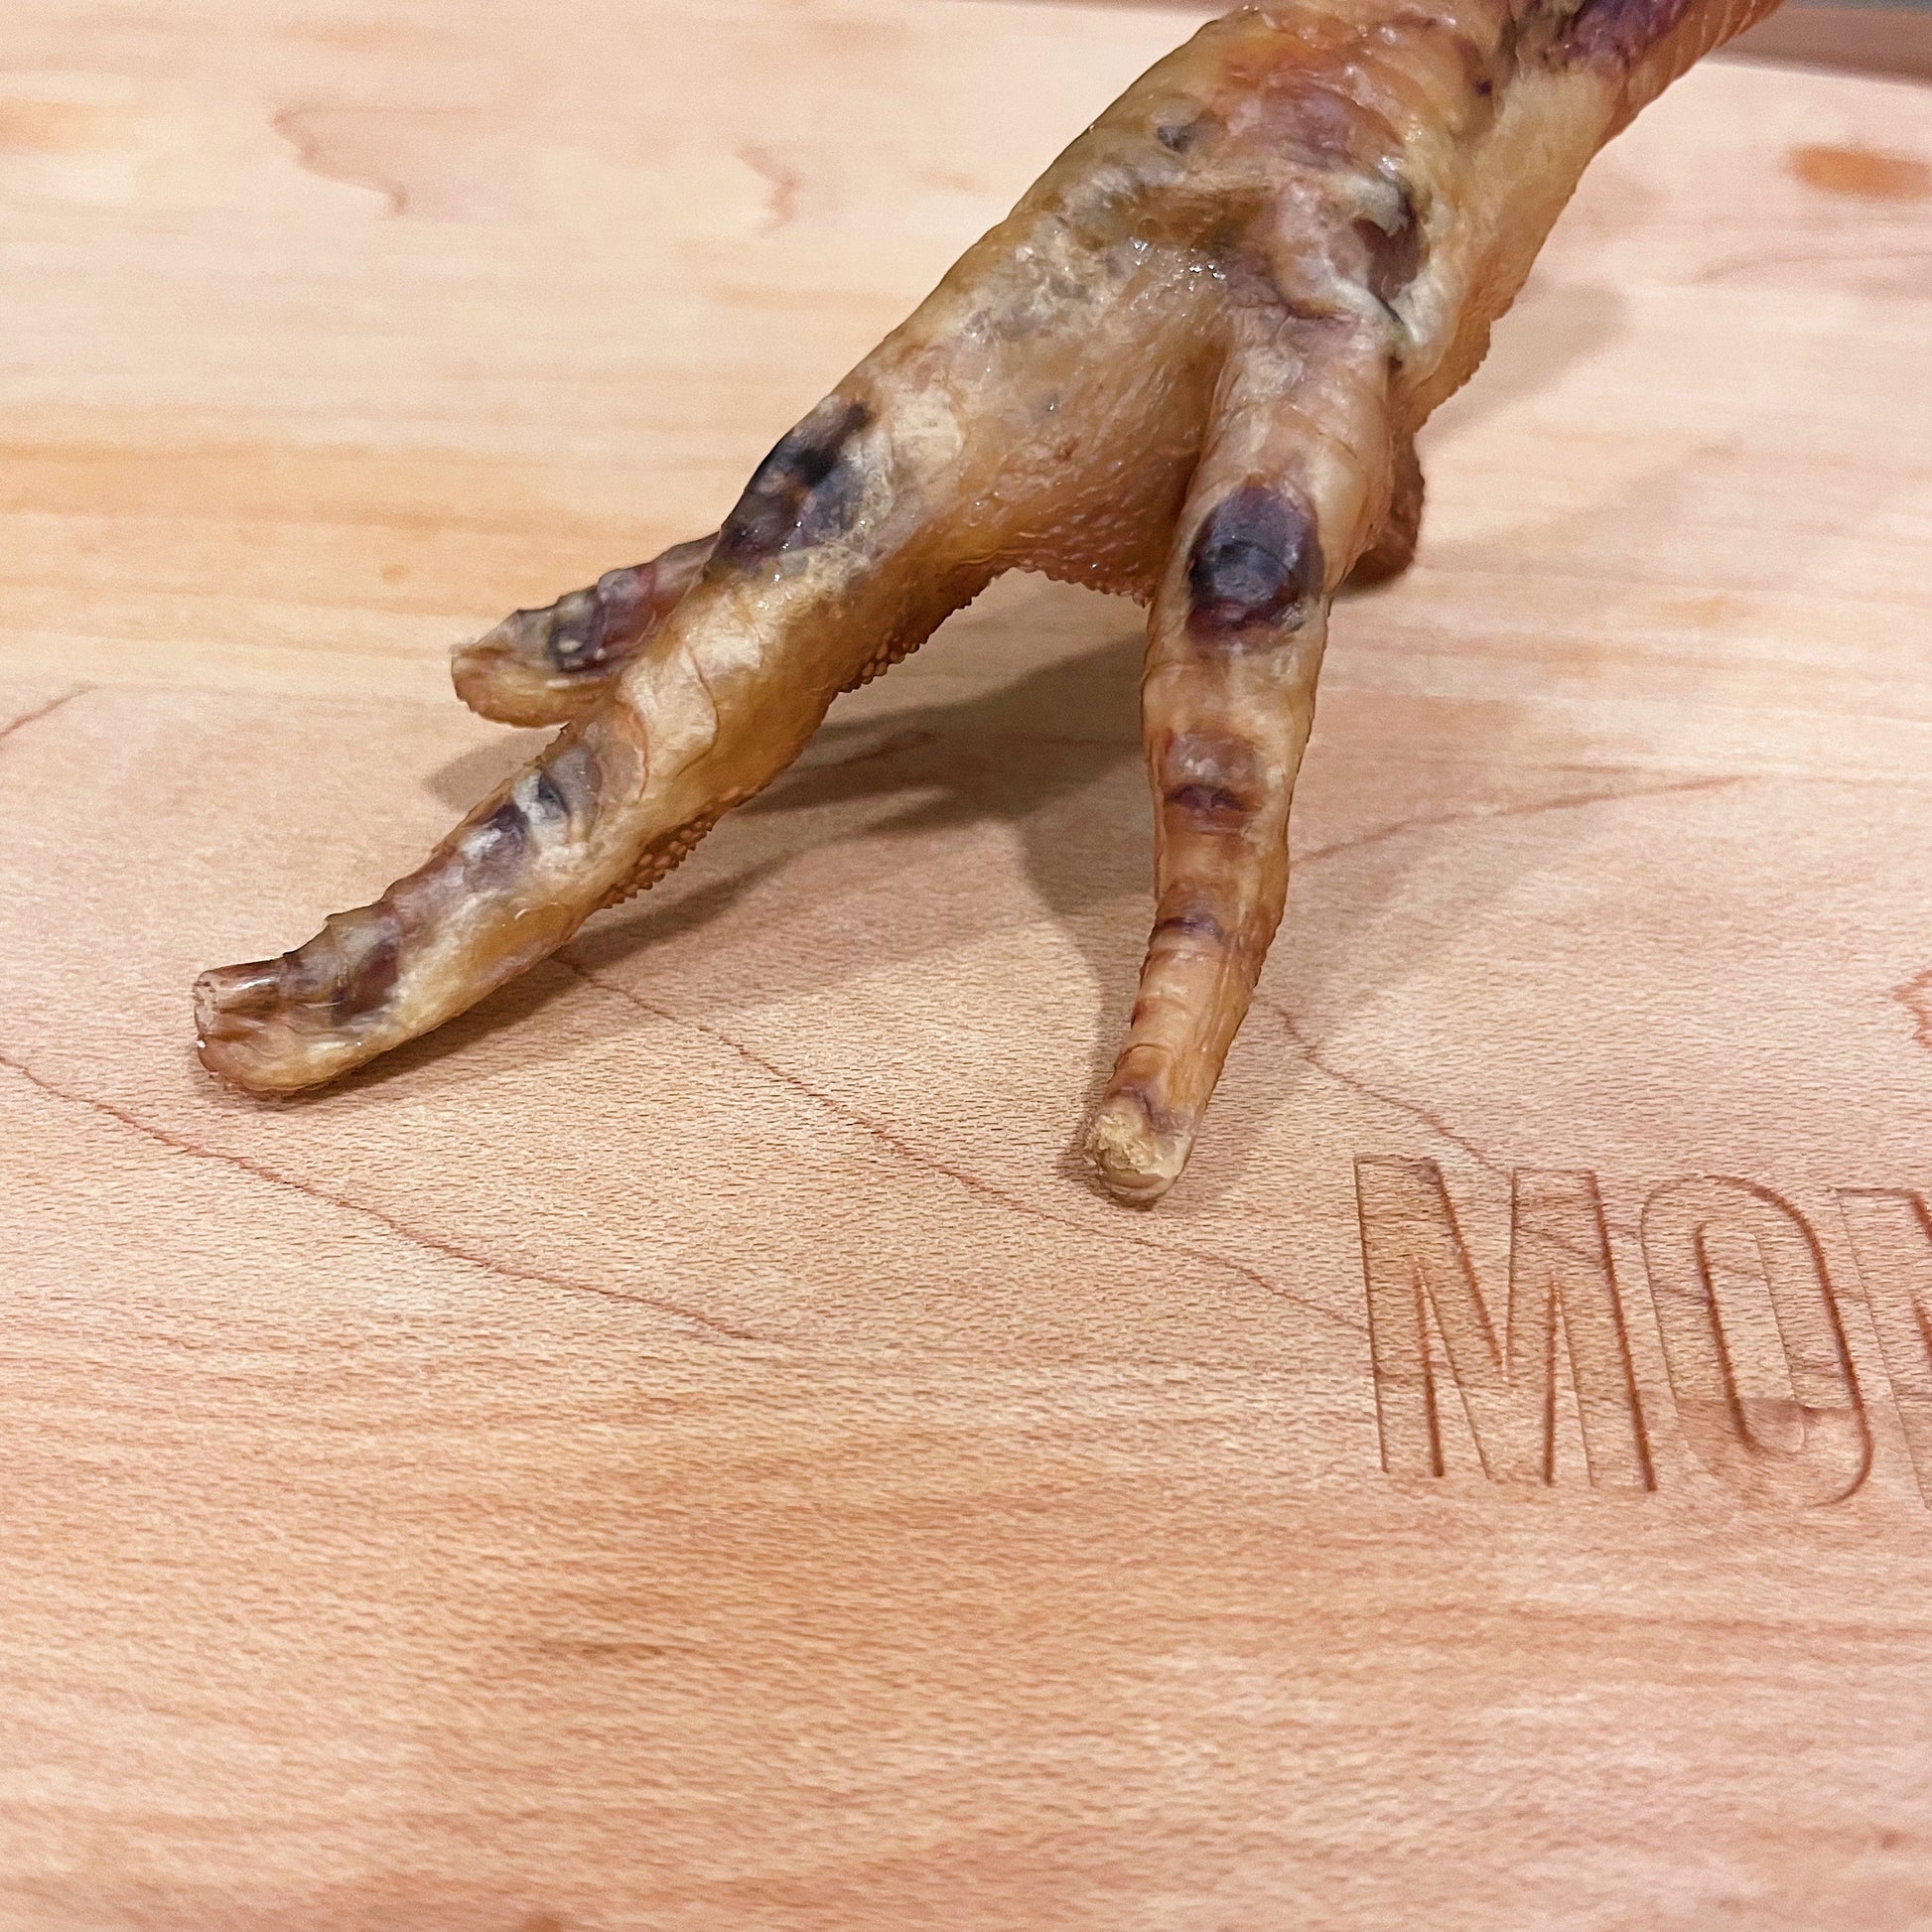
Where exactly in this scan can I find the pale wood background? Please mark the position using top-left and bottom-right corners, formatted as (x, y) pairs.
(3, 3), (1932, 1927)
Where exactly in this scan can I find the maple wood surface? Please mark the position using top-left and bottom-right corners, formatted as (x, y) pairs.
(4, 4), (1932, 1928)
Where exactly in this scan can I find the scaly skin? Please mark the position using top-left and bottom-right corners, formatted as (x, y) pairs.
(196, 0), (1779, 1203)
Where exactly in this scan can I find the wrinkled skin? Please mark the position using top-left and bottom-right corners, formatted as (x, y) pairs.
(196, 0), (1778, 1204)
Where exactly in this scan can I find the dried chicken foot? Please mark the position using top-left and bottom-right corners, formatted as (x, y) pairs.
(197, 0), (1780, 1200)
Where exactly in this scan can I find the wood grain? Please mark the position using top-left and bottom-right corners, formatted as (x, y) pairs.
(3, 4), (1932, 1927)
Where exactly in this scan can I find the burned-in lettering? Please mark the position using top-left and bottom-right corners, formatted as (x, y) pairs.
(1356, 1159), (1652, 1489)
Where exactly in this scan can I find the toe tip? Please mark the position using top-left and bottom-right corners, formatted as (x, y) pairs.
(1086, 1093), (1191, 1207)
(192, 961), (316, 1096)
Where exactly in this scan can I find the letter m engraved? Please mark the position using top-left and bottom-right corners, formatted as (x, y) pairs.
(1355, 1158), (1653, 1489)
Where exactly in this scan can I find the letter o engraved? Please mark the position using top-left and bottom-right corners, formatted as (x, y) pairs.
(1640, 1178), (1870, 1506)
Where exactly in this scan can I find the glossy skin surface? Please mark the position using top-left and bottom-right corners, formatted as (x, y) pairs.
(195, 0), (1779, 1204)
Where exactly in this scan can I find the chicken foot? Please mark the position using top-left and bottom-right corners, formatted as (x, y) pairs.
(196, 0), (1778, 1202)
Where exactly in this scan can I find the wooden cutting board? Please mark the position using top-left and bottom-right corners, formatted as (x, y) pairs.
(4, 3), (1932, 1925)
